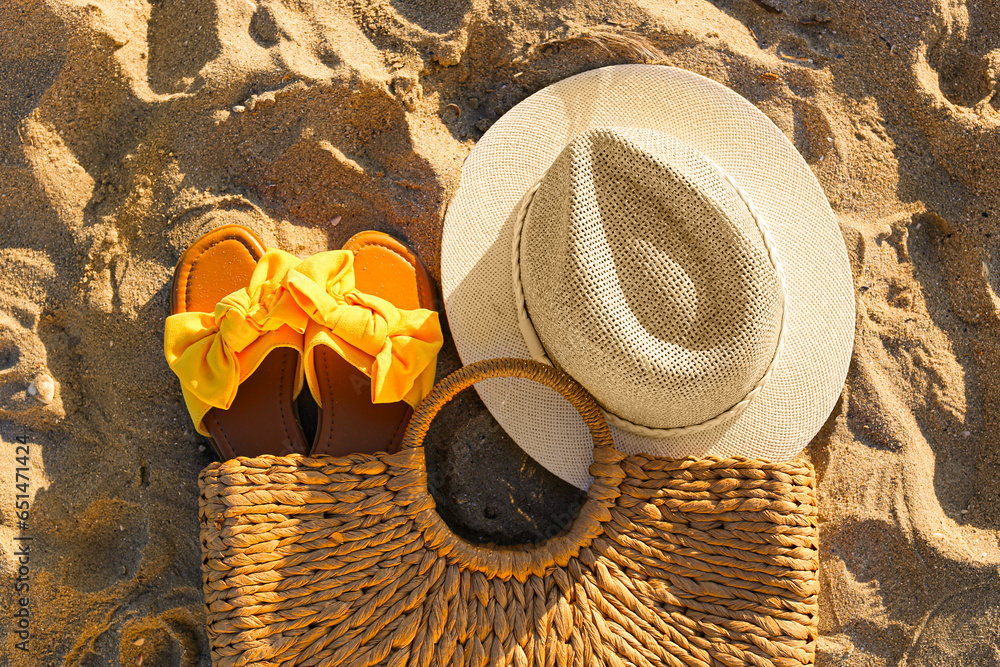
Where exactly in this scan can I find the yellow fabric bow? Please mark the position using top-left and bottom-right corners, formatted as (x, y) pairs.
(164, 247), (443, 436)
(164, 249), (308, 435)
(285, 250), (443, 408)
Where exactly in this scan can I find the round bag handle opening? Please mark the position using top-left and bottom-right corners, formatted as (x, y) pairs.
(399, 358), (622, 579)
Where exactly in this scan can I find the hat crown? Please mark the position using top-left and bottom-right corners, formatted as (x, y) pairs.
(519, 127), (783, 431)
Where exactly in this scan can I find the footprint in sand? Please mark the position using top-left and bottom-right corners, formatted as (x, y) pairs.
(905, 585), (1000, 666)
(0, 249), (63, 426)
(922, 0), (999, 110)
(248, 3), (287, 47)
(54, 498), (150, 593)
(387, 0), (474, 36)
(909, 0), (1000, 194)
(353, 0), (480, 66)
(66, 593), (208, 666)
(146, 0), (221, 94)
(117, 605), (207, 667)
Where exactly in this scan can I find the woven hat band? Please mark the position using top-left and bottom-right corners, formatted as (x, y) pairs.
(512, 127), (788, 437)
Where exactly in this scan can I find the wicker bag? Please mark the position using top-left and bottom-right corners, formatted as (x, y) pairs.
(200, 358), (819, 667)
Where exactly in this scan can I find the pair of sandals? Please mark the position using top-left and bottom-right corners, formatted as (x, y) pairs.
(165, 224), (442, 459)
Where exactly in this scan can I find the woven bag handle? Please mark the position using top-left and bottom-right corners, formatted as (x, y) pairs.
(402, 358), (614, 452)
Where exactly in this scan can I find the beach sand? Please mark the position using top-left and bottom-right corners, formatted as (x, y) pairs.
(1, 0), (999, 664)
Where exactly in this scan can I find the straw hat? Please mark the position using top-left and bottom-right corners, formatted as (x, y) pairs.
(441, 65), (854, 489)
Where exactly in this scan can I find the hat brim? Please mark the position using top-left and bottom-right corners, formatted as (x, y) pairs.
(441, 65), (855, 489)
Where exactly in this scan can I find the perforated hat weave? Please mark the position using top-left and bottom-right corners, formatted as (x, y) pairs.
(518, 127), (785, 434)
(442, 65), (855, 489)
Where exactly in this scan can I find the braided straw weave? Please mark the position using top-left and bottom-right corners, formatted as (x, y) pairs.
(199, 358), (819, 667)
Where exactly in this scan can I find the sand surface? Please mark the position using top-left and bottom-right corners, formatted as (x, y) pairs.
(1, 0), (1000, 664)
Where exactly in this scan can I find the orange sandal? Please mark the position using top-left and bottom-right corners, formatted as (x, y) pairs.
(166, 225), (310, 459)
(302, 231), (440, 456)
